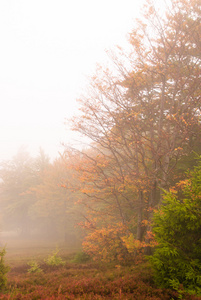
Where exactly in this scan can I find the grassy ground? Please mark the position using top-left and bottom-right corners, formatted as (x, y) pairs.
(0, 238), (200, 299)
(4, 237), (78, 267)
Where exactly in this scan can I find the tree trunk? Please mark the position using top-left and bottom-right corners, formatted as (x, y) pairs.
(136, 191), (143, 241)
(144, 182), (157, 255)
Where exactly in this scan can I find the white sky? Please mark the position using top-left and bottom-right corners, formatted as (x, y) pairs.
(0, 0), (148, 161)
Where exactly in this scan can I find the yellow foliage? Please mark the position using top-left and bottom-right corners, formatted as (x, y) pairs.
(122, 234), (142, 253)
(82, 224), (130, 263)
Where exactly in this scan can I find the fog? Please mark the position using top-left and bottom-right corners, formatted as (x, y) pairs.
(0, 0), (163, 250)
(0, 0), (145, 163)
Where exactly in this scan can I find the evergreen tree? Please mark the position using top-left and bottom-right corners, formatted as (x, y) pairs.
(150, 157), (201, 295)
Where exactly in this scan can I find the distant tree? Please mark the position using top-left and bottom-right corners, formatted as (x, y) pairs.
(34, 147), (50, 174)
(0, 148), (38, 236)
(31, 157), (82, 244)
(150, 157), (201, 296)
(0, 148), (82, 244)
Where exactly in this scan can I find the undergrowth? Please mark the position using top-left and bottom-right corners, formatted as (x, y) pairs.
(0, 248), (9, 291)
(0, 253), (201, 299)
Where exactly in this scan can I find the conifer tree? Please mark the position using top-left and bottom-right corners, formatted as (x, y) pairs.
(150, 157), (201, 295)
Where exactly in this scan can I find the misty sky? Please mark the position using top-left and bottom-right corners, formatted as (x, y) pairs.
(0, 0), (148, 161)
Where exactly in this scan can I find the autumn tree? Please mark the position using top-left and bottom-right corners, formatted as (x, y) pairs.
(64, 0), (201, 261)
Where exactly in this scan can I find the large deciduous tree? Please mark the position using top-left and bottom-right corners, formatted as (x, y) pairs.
(64, 0), (201, 261)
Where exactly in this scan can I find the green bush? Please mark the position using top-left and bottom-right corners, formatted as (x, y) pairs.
(45, 248), (65, 266)
(0, 248), (9, 290)
(72, 251), (91, 263)
(150, 158), (201, 296)
(27, 261), (42, 273)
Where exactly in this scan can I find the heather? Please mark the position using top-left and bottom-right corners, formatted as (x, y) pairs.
(0, 243), (200, 300)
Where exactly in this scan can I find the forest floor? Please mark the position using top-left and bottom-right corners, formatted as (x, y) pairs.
(0, 238), (200, 299)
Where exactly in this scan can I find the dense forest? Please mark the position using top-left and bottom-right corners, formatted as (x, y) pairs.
(0, 0), (200, 297)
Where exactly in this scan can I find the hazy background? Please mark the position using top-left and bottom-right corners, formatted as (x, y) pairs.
(0, 0), (168, 161)
(0, 0), (148, 249)
(0, 0), (151, 161)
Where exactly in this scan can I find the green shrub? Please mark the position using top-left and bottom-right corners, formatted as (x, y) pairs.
(0, 247), (9, 290)
(72, 251), (91, 263)
(150, 158), (201, 296)
(45, 248), (65, 266)
(27, 261), (42, 273)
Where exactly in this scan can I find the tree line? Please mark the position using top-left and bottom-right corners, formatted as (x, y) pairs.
(0, 147), (82, 246)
